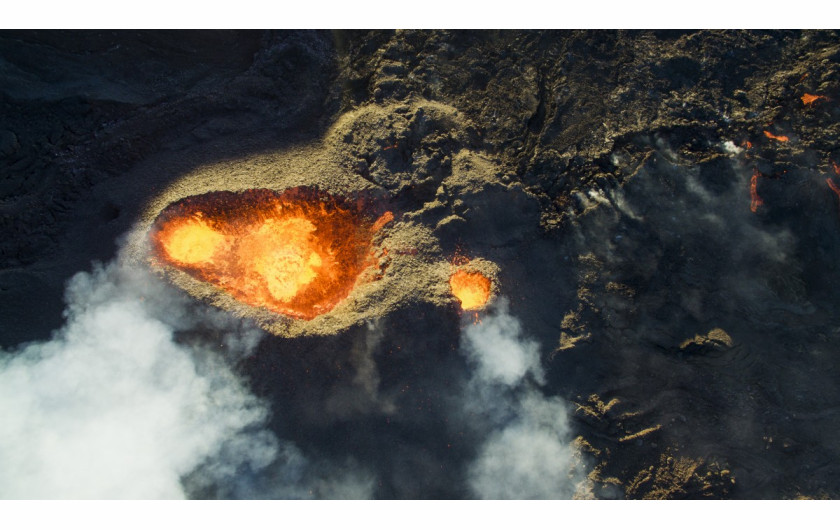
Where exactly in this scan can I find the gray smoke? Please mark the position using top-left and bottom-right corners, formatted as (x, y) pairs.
(0, 259), (373, 499)
(459, 299), (583, 499)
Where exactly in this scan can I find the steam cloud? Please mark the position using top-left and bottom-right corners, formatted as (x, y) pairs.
(0, 258), (373, 499)
(460, 299), (582, 499)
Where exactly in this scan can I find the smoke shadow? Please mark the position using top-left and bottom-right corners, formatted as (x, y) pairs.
(239, 299), (484, 499)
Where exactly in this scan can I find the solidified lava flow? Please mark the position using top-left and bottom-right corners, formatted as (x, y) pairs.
(150, 187), (388, 320)
(449, 269), (491, 310)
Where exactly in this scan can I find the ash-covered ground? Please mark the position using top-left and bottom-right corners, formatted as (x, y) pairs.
(3, 30), (840, 499)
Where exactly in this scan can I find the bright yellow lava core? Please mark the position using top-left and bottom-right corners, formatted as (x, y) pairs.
(248, 218), (324, 302)
(449, 269), (491, 310)
(160, 219), (226, 265)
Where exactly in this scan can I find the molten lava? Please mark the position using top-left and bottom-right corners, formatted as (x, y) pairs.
(750, 168), (764, 213)
(372, 210), (394, 232)
(802, 93), (828, 106)
(151, 188), (390, 320)
(763, 130), (790, 142)
(449, 269), (491, 310)
(159, 219), (226, 265)
(827, 178), (840, 202)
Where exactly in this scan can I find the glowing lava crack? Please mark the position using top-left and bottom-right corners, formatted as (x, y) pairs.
(150, 188), (389, 320)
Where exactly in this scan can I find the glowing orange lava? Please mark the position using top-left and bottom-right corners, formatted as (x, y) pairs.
(372, 210), (394, 232)
(151, 188), (390, 320)
(763, 130), (790, 142)
(802, 93), (828, 106)
(449, 269), (491, 310)
(750, 168), (764, 213)
(827, 178), (840, 201)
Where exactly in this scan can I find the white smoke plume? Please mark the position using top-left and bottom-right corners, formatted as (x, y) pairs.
(463, 300), (544, 386)
(0, 258), (373, 499)
(460, 299), (582, 499)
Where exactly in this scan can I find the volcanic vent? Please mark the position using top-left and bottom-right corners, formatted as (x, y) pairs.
(150, 187), (387, 320)
(449, 269), (491, 310)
